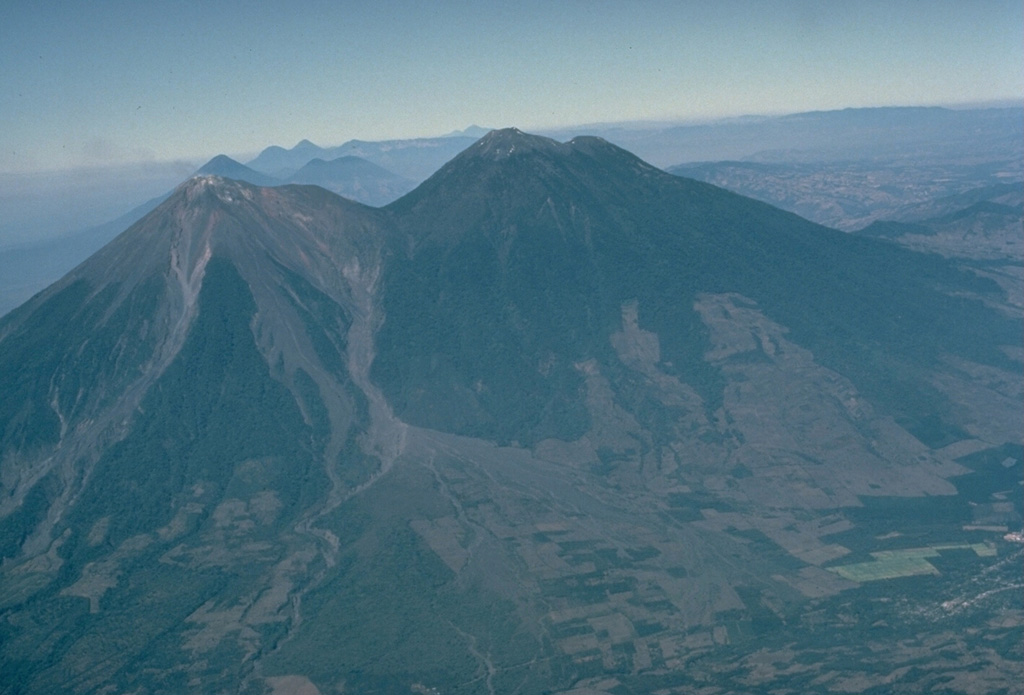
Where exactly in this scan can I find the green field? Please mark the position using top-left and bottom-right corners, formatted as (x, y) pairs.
(828, 543), (996, 582)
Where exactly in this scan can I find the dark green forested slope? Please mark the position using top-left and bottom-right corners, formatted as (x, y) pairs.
(373, 130), (1019, 445)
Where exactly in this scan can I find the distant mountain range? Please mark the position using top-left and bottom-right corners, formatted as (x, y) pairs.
(281, 155), (415, 206)
(1, 129), (1020, 694)
(198, 152), (416, 207)
(245, 134), (480, 181)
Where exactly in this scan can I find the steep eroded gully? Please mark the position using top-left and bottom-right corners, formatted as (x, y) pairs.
(339, 254), (409, 498)
(282, 252), (409, 569)
(249, 252), (409, 690)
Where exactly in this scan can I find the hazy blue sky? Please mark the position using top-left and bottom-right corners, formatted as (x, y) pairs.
(1, 0), (1020, 173)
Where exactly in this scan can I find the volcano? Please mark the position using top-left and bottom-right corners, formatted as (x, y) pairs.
(1, 130), (1020, 694)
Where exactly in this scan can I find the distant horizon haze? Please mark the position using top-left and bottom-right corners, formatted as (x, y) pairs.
(2, 98), (1022, 178)
(1, 0), (1020, 173)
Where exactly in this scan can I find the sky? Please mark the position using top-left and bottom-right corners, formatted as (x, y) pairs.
(1, 0), (1021, 174)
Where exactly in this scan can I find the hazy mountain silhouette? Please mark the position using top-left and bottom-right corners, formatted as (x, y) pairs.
(247, 134), (479, 181)
(245, 138), (328, 178)
(196, 154), (282, 187)
(288, 155), (415, 206)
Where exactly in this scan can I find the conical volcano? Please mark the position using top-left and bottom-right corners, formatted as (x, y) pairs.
(377, 128), (1016, 445)
(0, 134), (1020, 695)
(0, 175), (397, 558)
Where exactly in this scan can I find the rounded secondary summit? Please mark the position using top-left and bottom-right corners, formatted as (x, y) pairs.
(471, 127), (562, 160)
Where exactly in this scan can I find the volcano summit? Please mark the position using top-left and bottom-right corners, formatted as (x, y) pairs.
(1, 130), (1021, 694)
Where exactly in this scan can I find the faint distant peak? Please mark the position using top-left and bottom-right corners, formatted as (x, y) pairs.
(200, 154), (242, 168)
(195, 154), (246, 176)
(443, 125), (492, 138)
(195, 155), (280, 186)
(293, 154), (388, 172)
